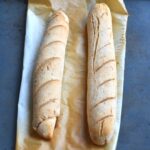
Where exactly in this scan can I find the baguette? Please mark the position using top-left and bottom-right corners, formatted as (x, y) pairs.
(32, 11), (69, 139)
(87, 4), (117, 145)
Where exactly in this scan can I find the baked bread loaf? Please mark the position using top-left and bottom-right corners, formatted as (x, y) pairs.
(87, 3), (117, 145)
(32, 10), (69, 139)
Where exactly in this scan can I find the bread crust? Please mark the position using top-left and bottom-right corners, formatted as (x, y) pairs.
(32, 10), (69, 139)
(87, 3), (117, 145)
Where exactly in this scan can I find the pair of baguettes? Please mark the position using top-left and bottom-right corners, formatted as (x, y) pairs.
(32, 3), (117, 146)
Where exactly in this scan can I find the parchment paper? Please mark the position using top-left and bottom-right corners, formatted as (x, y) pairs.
(16, 0), (128, 149)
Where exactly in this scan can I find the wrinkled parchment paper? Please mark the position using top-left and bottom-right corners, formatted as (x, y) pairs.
(16, 0), (128, 149)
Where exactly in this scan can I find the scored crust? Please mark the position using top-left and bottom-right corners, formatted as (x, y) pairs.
(32, 10), (69, 139)
(87, 3), (117, 145)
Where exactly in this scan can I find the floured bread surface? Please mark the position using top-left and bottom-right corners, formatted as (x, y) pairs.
(32, 10), (69, 139)
(87, 3), (117, 145)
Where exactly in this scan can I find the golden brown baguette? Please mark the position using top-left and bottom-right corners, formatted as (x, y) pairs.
(32, 10), (69, 139)
(87, 3), (117, 145)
